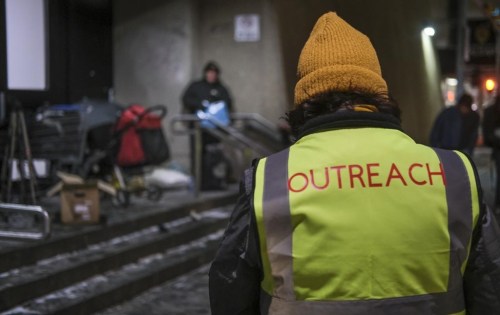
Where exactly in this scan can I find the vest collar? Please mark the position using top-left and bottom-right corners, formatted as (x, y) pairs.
(297, 111), (403, 140)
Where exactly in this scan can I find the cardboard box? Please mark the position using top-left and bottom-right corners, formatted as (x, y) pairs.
(47, 171), (116, 197)
(46, 171), (115, 224)
(60, 182), (100, 224)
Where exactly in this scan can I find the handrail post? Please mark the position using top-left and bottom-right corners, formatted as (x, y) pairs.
(193, 121), (202, 197)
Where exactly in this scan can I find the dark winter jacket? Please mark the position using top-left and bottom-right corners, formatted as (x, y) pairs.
(209, 111), (500, 315)
(430, 106), (479, 155)
(483, 104), (500, 149)
(181, 79), (233, 114)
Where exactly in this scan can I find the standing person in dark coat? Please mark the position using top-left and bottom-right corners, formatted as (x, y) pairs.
(181, 61), (233, 190)
(430, 94), (480, 156)
(483, 96), (500, 211)
(182, 61), (233, 115)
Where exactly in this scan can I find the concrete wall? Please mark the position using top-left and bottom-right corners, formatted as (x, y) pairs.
(196, 0), (287, 124)
(114, 0), (287, 170)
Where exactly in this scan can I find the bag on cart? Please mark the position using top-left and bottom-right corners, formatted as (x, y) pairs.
(115, 104), (170, 167)
(196, 100), (230, 129)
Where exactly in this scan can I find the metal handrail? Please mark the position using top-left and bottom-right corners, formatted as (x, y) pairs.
(0, 203), (51, 240)
(171, 113), (284, 195)
(230, 113), (281, 137)
(171, 114), (201, 135)
(171, 114), (273, 156)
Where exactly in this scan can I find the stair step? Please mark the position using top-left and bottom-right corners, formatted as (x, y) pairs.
(0, 191), (237, 273)
(0, 210), (229, 312)
(7, 231), (222, 314)
(95, 264), (211, 315)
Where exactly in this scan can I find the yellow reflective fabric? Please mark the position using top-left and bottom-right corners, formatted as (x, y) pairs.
(254, 157), (274, 295)
(450, 311), (466, 315)
(287, 128), (450, 300)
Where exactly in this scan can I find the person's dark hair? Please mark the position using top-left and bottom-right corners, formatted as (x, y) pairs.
(286, 91), (400, 137)
(457, 93), (473, 109)
(204, 61), (220, 74)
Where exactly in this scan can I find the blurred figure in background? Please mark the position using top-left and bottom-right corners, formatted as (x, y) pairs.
(430, 93), (479, 156)
(182, 61), (233, 114)
(483, 96), (500, 211)
(181, 61), (233, 190)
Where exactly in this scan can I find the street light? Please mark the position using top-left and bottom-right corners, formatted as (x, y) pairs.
(423, 26), (436, 37)
(485, 78), (496, 92)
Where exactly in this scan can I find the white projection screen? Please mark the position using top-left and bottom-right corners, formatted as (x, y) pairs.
(5, 0), (47, 90)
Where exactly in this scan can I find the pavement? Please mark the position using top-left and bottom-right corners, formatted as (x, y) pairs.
(96, 265), (211, 315)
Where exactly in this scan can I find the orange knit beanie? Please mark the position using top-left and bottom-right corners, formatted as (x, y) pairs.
(294, 12), (388, 106)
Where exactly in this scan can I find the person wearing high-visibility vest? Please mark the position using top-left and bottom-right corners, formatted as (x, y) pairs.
(209, 12), (500, 315)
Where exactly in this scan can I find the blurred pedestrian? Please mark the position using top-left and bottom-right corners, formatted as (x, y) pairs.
(181, 61), (233, 190)
(209, 12), (500, 314)
(182, 61), (233, 115)
(430, 93), (480, 156)
(483, 96), (500, 211)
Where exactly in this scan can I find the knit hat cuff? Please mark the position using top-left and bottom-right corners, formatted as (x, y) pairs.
(294, 65), (388, 106)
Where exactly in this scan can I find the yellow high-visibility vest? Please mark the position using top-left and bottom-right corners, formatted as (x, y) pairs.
(253, 127), (480, 315)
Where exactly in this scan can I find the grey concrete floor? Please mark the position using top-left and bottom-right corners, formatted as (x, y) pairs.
(96, 264), (211, 315)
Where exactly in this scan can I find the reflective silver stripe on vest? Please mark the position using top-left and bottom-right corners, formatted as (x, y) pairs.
(263, 148), (295, 300)
(262, 288), (465, 315)
(433, 148), (472, 312)
(261, 148), (473, 314)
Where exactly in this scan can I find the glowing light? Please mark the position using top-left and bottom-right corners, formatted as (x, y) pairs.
(445, 78), (458, 86)
(485, 78), (496, 92)
(421, 29), (440, 109)
(423, 27), (435, 37)
(447, 90), (456, 103)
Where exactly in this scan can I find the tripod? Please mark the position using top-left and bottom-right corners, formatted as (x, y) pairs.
(0, 103), (37, 204)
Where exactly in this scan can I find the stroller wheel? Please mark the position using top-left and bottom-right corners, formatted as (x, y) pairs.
(113, 189), (130, 208)
(146, 185), (163, 202)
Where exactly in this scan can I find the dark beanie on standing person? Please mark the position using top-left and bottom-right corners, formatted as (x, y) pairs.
(204, 61), (220, 74)
(294, 12), (388, 107)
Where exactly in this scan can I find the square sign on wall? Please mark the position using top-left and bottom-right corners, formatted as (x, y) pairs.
(234, 14), (260, 42)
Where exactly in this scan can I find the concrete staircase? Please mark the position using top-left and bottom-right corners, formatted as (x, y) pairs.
(0, 190), (237, 314)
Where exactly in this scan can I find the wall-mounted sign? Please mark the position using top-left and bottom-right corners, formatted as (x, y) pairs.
(465, 19), (496, 65)
(234, 14), (260, 42)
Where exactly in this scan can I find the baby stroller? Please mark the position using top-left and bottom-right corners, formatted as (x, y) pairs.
(84, 103), (183, 207)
